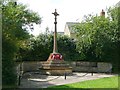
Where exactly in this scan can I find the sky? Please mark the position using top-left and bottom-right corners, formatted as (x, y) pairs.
(18, 0), (120, 36)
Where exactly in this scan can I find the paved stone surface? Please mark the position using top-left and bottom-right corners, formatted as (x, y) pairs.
(19, 72), (116, 89)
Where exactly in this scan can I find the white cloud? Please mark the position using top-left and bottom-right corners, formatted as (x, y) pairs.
(18, 0), (120, 36)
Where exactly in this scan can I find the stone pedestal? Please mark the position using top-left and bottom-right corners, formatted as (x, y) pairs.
(41, 53), (72, 75)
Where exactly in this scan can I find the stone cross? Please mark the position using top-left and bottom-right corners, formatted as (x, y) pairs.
(52, 9), (59, 53)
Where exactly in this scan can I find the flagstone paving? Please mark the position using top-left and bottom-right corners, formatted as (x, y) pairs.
(19, 72), (117, 89)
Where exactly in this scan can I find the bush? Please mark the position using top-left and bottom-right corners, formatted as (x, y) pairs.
(17, 34), (80, 61)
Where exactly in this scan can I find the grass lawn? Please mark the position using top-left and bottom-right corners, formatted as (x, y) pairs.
(48, 76), (118, 89)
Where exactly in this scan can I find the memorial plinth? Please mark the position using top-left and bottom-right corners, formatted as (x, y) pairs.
(42, 9), (72, 75)
(42, 59), (72, 75)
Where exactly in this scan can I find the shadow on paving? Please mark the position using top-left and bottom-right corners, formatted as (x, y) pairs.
(19, 72), (57, 89)
(16, 72), (117, 89)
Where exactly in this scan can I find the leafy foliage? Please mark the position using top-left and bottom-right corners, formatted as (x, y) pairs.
(2, 0), (41, 87)
(74, 6), (119, 63)
(17, 34), (80, 61)
(18, 34), (53, 61)
(57, 35), (80, 61)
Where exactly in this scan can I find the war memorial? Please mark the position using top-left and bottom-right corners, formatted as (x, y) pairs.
(41, 9), (72, 75)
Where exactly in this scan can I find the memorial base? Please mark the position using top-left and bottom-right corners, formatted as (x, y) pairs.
(41, 53), (72, 75)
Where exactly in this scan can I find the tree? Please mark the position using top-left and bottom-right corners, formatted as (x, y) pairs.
(74, 6), (119, 63)
(57, 35), (80, 61)
(19, 34), (53, 61)
(2, 0), (41, 87)
(18, 34), (80, 61)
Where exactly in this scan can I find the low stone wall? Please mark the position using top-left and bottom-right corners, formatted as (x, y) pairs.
(97, 62), (112, 73)
(21, 61), (44, 72)
(70, 61), (112, 73)
(17, 61), (112, 73)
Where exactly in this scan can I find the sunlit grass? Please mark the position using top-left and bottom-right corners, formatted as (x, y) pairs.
(49, 76), (118, 89)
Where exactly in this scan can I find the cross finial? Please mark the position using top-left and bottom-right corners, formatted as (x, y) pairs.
(52, 9), (59, 16)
